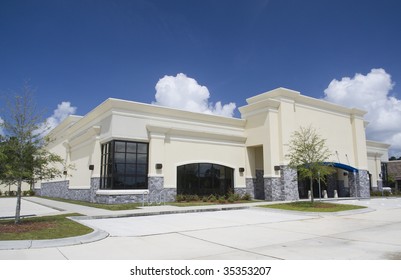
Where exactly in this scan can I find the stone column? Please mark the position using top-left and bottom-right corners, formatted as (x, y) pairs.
(349, 171), (358, 197)
(349, 170), (370, 198)
(264, 177), (283, 201)
(264, 165), (299, 201)
(90, 177), (100, 203)
(236, 181), (255, 198)
(357, 170), (370, 198)
(281, 166), (299, 201)
(148, 176), (176, 203)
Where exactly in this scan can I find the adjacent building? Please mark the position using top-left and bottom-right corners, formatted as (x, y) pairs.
(386, 160), (401, 190)
(36, 88), (390, 203)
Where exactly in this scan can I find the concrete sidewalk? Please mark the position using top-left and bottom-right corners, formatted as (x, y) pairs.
(20, 196), (273, 217)
(0, 197), (61, 219)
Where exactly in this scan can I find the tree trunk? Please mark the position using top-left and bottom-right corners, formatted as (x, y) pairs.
(310, 176), (314, 203)
(15, 179), (22, 224)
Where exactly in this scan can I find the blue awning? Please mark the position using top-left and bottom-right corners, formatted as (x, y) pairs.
(324, 162), (359, 173)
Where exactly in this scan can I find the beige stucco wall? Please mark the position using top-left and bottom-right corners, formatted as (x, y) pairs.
(240, 88), (371, 178)
(291, 105), (368, 169)
(158, 137), (246, 189)
(42, 99), (247, 192)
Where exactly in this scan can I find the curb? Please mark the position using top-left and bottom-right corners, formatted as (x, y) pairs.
(70, 205), (252, 220)
(0, 228), (109, 250)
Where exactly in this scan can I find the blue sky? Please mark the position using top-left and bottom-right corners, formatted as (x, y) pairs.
(1, 0), (400, 155)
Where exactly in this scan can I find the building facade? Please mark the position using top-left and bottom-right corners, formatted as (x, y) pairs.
(386, 160), (401, 190)
(36, 88), (390, 203)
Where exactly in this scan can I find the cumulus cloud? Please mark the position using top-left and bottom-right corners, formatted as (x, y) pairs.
(324, 68), (401, 156)
(35, 101), (77, 136)
(0, 117), (4, 136)
(1, 102), (76, 138)
(46, 101), (77, 131)
(153, 73), (236, 117)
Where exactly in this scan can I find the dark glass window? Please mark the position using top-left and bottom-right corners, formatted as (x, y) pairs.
(177, 163), (234, 196)
(100, 140), (148, 190)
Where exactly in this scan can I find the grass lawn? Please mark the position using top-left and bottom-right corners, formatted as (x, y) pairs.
(259, 201), (366, 212)
(41, 196), (141, 211)
(42, 196), (258, 208)
(0, 214), (93, 240)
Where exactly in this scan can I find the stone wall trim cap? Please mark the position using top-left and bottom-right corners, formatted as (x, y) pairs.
(96, 190), (149, 196)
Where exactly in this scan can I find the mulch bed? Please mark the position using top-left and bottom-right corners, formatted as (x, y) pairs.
(0, 221), (56, 233)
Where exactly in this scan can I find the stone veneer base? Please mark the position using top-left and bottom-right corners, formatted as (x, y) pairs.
(37, 169), (368, 204)
(264, 166), (299, 201)
(37, 176), (177, 204)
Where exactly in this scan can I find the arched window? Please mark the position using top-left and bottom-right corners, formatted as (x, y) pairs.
(177, 163), (234, 196)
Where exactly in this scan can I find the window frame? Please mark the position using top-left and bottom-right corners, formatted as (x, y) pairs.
(100, 140), (149, 190)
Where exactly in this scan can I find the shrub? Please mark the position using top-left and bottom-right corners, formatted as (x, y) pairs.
(22, 190), (35, 196)
(176, 194), (203, 202)
(0, 190), (2, 196)
(202, 196), (208, 202)
(226, 192), (241, 203)
(5, 191), (17, 197)
(218, 195), (226, 204)
(230, 193), (242, 201)
(189, 195), (200, 202)
(176, 194), (186, 202)
(207, 194), (217, 202)
(241, 193), (252, 201)
(371, 190), (392, 197)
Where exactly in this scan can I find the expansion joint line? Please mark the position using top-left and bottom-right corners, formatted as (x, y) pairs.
(177, 232), (283, 260)
(57, 248), (69, 260)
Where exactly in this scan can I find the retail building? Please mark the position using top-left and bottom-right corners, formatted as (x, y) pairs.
(36, 88), (390, 203)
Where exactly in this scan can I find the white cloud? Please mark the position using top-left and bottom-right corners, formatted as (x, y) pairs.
(35, 102), (77, 136)
(153, 73), (236, 117)
(0, 117), (4, 136)
(46, 101), (77, 131)
(324, 68), (401, 156)
(1, 102), (76, 138)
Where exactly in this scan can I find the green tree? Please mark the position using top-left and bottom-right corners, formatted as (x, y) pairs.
(0, 86), (68, 224)
(287, 125), (336, 203)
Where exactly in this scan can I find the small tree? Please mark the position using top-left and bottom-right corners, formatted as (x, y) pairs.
(287, 125), (336, 203)
(0, 85), (68, 224)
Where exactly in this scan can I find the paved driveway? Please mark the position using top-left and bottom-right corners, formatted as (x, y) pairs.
(1, 198), (401, 260)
